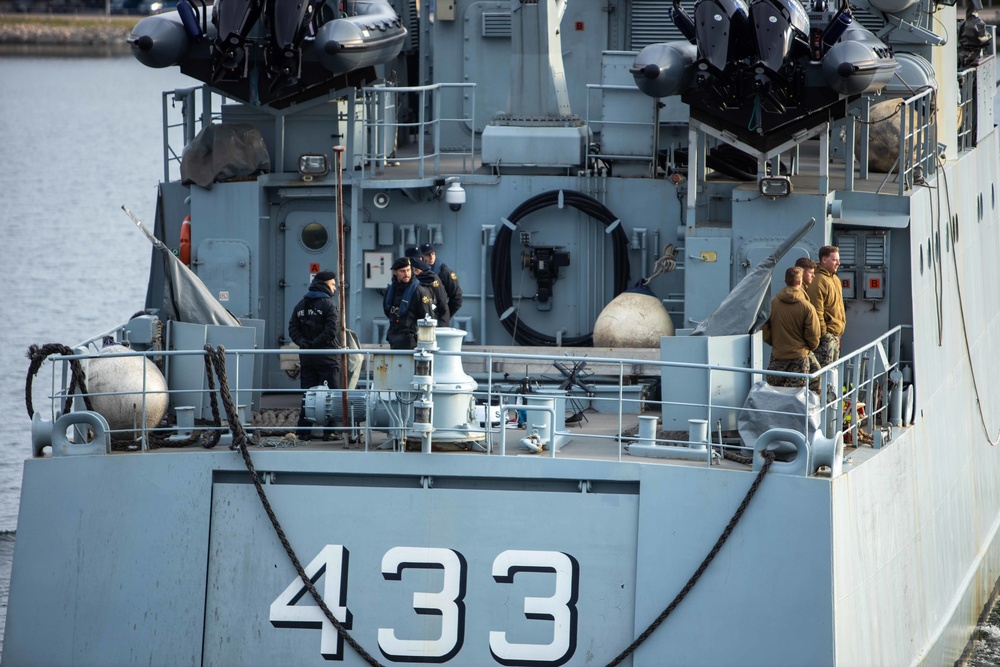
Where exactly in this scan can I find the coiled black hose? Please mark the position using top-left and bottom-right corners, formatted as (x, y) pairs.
(491, 190), (631, 346)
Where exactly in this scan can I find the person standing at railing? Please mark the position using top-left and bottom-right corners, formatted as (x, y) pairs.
(288, 270), (343, 438)
(762, 267), (821, 388)
(806, 245), (845, 369)
(795, 256), (816, 287)
(405, 246), (451, 326)
(796, 256), (822, 389)
(958, 3), (992, 68)
(384, 257), (437, 349)
(420, 242), (463, 322)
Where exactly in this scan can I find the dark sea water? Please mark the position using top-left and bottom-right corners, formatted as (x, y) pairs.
(0, 55), (190, 659)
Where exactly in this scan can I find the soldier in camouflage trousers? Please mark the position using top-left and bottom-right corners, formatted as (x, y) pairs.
(806, 245), (845, 370)
(762, 267), (821, 389)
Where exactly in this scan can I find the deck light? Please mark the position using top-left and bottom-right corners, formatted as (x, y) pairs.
(413, 349), (433, 385)
(417, 316), (438, 346)
(413, 398), (433, 433)
(298, 154), (329, 181)
(759, 176), (792, 199)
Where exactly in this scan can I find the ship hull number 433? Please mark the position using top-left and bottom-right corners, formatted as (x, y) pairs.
(270, 545), (581, 665)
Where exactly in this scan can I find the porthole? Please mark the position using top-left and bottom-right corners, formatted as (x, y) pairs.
(301, 222), (329, 251)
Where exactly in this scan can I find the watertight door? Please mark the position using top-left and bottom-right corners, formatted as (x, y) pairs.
(281, 207), (340, 338)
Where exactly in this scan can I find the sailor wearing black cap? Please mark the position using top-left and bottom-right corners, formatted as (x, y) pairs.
(405, 246), (451, 326)
(383, 257), (436, 349)
(419, 243), (463, 320)
(288, 270), (342, 438)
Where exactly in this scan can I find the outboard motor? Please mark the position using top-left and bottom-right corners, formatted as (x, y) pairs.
(211, 0), (263, 80)
(747, 0), (810, 109)
(691, 0), (752, 106)
(264, 0), (330, 90)
(749, 0), (809, 74)
(694, 0), (752, 74)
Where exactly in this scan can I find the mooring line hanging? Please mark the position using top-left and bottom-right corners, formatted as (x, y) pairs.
(605, 449), (777, 666)
(204, 344), (386, 667)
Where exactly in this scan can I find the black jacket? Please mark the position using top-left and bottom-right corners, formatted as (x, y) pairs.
(288, 280), (341, 363)
(416, 270), (450, 326)
(383, 277), (435, 349)
(428, 259), (463, 319)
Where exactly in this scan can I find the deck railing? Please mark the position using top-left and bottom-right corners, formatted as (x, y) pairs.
(356, 82), (478, 179)
(32, 325), (913, 476)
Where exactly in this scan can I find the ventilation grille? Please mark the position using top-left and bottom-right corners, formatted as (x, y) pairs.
(835, 234), (858, 266)
(483, 12), (512, 38)
(630, 0), (685, 50)
(865, 234), (887, 266)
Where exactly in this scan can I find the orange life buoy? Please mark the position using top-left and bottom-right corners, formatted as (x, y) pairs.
(179, 215), (191, 265)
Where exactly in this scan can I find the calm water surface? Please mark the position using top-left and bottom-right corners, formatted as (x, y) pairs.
(0, 55), (191, 658)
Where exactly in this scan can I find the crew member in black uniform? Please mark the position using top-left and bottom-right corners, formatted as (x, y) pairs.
(288, 270), (342, 438)
(405, 246), (450, 326)
(384, 257), (436, 349)
(419, 242), (463, 321)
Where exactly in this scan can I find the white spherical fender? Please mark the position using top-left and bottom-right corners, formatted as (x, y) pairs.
(86, 345), (169, 432)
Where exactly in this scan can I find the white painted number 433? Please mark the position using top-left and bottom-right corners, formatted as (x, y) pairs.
(270, 545), (580, 665)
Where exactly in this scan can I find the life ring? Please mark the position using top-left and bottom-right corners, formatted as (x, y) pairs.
(179, 215), (191, 265)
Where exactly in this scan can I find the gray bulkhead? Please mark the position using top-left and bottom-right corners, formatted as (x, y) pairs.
(145, 0), (916, 388)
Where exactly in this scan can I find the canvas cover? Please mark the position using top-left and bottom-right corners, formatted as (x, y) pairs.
(738, 380), (821, 448)
(180, 123), (271, 189)
(692, 218), (816, 336)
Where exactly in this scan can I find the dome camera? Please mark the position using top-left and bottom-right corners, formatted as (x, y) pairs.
(445, 180), (466, 212)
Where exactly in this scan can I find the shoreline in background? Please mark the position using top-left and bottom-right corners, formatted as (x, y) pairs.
(0, 13), (136, 52)
(2, 9), (998, 55)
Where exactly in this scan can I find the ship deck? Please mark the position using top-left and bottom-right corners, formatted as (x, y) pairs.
(344, 130), (918, 203)
(121, 392), (882, 477)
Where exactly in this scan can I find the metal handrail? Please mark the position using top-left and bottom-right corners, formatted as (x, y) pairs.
(40, 326), (914, 468)
(357, 82), (478, 179)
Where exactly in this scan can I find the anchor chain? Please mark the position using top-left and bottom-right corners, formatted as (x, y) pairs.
(203, 344), (385, 667)
(605, 449), (777, 667)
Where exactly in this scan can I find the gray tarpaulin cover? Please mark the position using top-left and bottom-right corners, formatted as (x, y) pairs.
(124, 204), (241, 326)
(691, 218), (816, 336)
(738, 380), (820, 448)
(181, 123), (271, 189)
(160, 246), (242, 326)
